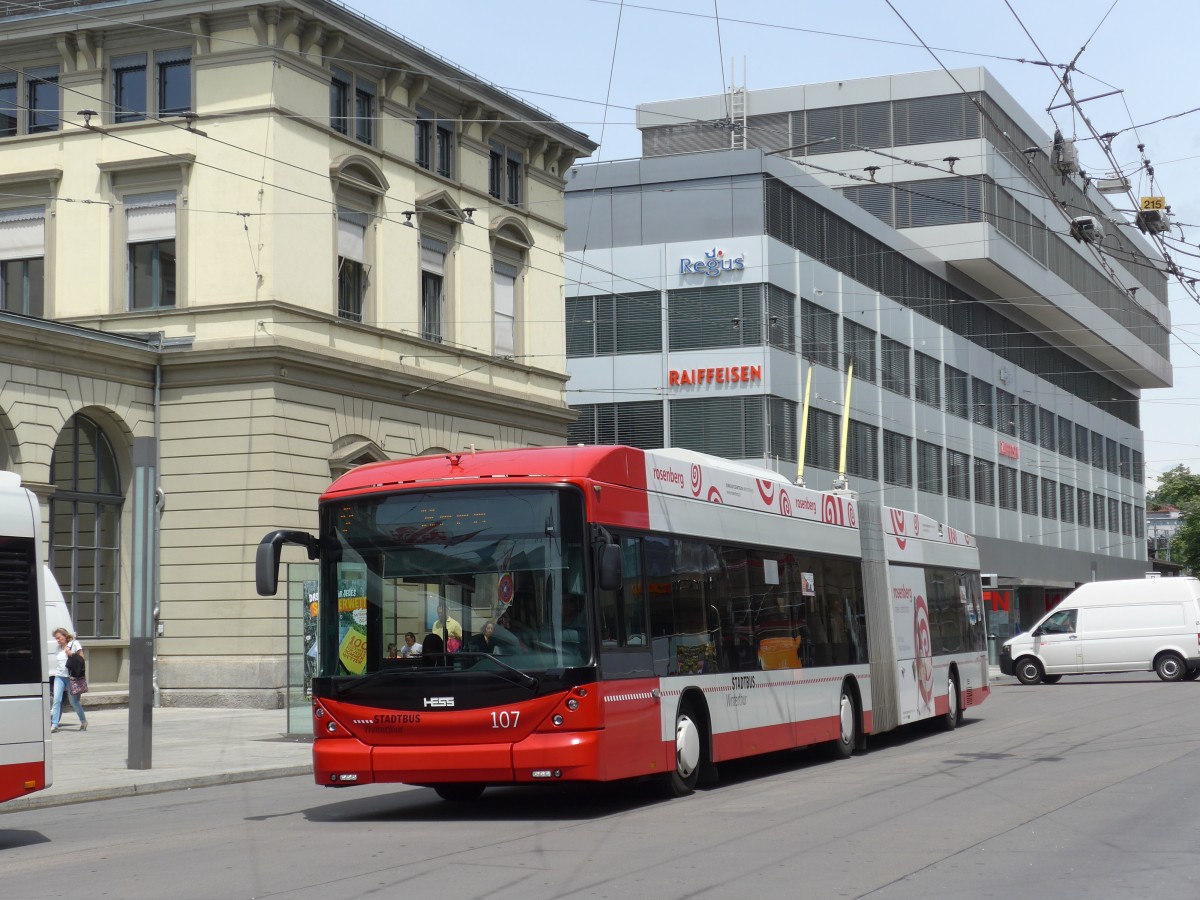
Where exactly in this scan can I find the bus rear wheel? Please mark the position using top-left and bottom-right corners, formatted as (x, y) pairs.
(664, 702), (703, 797)
(828, 684), (857, 759)
(434, 783), (485, 802)
(940, 672), (960, 731)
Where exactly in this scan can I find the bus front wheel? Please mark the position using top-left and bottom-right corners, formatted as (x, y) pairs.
(664, 702), (703, 797)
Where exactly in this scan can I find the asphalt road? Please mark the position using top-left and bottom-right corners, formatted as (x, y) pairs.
(3, 674), (1198, 899)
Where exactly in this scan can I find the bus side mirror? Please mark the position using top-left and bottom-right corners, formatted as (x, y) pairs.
(256, 530), (319, 596)
(597, 544), (622, 593)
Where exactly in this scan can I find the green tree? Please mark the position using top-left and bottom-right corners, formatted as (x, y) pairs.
(1172, 514), (1200, 573)
(1148, 465), (1200, 573)
(1148, 464), (1200, 508)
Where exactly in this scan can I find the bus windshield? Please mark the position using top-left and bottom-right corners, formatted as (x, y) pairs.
(318, 486), (590, 677)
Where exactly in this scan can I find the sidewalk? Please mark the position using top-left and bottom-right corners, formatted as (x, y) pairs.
(2, 705), (313, 814)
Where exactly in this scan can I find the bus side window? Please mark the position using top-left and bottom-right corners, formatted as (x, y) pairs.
(596, 535), (645, 648)
(645, 536), (673, 676)
(620, 537), (646, 646)
(721, 546), (755, 672)
(597, 561), (620, 648)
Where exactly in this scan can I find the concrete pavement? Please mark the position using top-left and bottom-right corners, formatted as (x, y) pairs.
(2, 704), (313, 814)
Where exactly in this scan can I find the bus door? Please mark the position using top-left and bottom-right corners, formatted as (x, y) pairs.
(595, 534), (658, 780)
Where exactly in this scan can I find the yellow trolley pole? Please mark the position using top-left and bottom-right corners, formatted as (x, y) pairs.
(835, 362), (854, 491)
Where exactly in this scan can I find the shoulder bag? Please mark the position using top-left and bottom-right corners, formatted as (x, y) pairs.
(66, 651), (86, 678)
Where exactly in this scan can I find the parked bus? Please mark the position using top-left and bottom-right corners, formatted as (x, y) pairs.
(0, 471), (52, 805)
(258, 446), (988, 800)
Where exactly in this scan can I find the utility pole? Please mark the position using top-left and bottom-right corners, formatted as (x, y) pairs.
(128, 436), (157, 769)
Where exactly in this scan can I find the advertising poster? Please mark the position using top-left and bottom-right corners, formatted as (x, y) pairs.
(336, 564), (368, 675)
(303, 579), (318, 695)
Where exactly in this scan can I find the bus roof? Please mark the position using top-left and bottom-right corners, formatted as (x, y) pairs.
(321, 445), (974, 550)
(322, 444), (647, 499)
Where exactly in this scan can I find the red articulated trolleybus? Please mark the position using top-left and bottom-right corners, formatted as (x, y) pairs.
(258, 445), (988, 801)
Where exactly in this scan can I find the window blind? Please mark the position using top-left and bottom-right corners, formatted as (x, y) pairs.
(493, 268), (515, 356)
(337, 209), (367, 262)
(126, 192), (176, 243)
(0, 206), (45, 261)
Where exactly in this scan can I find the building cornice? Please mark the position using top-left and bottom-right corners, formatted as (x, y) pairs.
(159, 340), (576, 430)
(96, 153), (197, 176)
(0, 0), (596, 157)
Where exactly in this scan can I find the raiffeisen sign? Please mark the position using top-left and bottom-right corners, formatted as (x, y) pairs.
(669, 364), (762, 387)
(679, 246), (745, 277)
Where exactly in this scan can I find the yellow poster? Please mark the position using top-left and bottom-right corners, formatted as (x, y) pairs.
(339, 624), (368, 674)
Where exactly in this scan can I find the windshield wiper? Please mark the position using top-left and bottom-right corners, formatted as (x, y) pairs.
(335, 665), (426, 692)
(452, 652), (538, 689)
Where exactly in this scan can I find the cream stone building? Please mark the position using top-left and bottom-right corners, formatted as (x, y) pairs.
(0, 0), (595, 706)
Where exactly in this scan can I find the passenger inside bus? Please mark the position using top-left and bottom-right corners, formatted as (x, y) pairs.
(399, 632), (421, 658)
(430, 602), (462, 643)
(468, 621), (499, 654)
(421, 632), (444, 664)
(492, 612), (522, 652)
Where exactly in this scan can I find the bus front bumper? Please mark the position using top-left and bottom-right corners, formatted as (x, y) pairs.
(313, 730), (604, 786)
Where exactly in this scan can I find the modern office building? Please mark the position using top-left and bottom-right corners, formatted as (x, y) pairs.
(1146, 507), (1184, 567)
(565, 69), (1165, 635)
(0, 0), (594, 706)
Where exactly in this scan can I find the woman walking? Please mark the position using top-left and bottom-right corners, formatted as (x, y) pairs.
(50, 627), (87, 733)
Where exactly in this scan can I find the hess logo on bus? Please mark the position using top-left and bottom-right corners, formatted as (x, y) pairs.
(423, 697), (455, 708)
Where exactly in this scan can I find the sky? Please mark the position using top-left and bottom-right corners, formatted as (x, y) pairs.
(352, 0), (1200, 485)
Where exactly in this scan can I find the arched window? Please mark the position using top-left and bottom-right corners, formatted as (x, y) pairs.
(330, 156), (387, 324)
(415, 191), (466, 344)
(490, 218), (532, 359)
(329, 435), (387, 480)
(50, 414), (123, 638)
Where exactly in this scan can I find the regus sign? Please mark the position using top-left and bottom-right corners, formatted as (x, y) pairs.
(679, 247), (745, 277)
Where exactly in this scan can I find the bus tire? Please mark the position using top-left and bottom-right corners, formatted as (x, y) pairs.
(828, 682), (857, 760)
(1155, 652), (1186, 682)
(434, 783), (486, 802)
(1014, 656), (1044, 685)
(940, 671), (960, 731)
(664, 700), (704, 797)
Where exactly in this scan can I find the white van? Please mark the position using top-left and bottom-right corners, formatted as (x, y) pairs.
(44, 566), (74, 677)
(1000, 577), (1200, 683)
